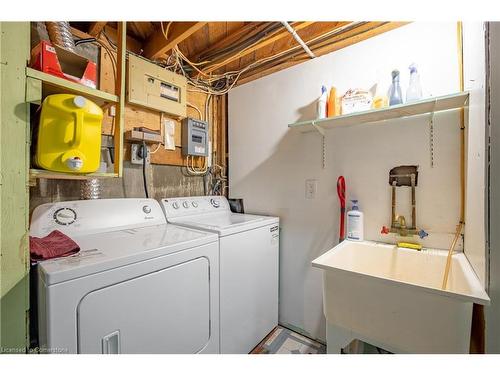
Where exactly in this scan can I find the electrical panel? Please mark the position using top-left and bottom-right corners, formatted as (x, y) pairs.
(127, 54), (187, 118)
(182, 118), (209, 157)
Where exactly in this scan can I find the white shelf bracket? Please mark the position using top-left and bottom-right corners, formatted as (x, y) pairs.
(322, 135), (326, 169)
(311, 121), (325, 136)
(311, 121), (326, 169)
(429, 99), (437, 168)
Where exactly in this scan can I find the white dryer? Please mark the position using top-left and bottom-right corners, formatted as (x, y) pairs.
(161, 196), (279, 354)
(31, 198), (219, 354)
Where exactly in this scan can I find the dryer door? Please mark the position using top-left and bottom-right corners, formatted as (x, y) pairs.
(77, 257), (210, 353)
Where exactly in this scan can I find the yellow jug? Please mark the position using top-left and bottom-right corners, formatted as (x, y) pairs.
(35, 94), (103, 174)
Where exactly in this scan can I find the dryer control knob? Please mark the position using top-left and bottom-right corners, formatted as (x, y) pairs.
(142, 205), (151, 214)
(172, 202), (180, 209)
(210, 198), (220, 208)
(182, 201), (189, 208)
(192, 201), (198, 208)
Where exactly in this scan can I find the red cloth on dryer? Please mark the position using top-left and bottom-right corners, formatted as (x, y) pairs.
(30, 230), (80, 261)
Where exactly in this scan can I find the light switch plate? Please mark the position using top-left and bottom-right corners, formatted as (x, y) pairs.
(305, 179), (317, 199)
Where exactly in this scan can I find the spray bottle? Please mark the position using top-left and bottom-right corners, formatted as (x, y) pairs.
(388, 70), (403, 106)
(406, 63), (423, 102)
(317, 85), (328, 119)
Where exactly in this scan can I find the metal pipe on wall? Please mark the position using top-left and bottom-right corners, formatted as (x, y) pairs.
(442, 21), (466, 289)
(80, 179), (101, 200)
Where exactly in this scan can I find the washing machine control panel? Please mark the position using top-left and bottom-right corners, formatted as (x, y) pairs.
(30, 199), (167, 237)
(162, 196), (230, 219)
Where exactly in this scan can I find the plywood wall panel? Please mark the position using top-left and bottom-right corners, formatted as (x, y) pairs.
(98, 45), (222, 167)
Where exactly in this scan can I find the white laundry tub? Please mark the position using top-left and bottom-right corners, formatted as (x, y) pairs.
(312, 240), (490, 354)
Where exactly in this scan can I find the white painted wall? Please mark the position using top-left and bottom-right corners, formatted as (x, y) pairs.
(486, 21), (500, 354)
(463, 22), (487, 286)
(228, 22), (486, 341)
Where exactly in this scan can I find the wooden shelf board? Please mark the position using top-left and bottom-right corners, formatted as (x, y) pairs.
(26, 67), (119, 105)
(29, 169), (118, 181)
(288, 92), (469, 132)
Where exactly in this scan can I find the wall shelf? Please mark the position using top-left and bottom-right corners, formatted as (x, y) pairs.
(288, 92), (469, 132)
(29, 168), (118, 184)
(26, 67), (119, 106)
(26, 22), (127, 184)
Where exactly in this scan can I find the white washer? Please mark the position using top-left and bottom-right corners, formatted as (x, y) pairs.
(161, 196), (279, 354)
(31, 198), (219, 354)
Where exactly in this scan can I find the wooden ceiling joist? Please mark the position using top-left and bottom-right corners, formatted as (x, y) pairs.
(191, 22), (271, 62)
(236, 22), (408, 86)
(200, 21), (315, 75)
(69, 21), (409, 87)
(88, 22), (107, 37)
(144, 22), (207, 60)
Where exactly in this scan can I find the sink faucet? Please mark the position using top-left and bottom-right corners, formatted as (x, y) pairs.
(381, 215), (427, 238)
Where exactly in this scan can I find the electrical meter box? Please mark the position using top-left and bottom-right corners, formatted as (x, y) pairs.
(127, 54), (187, 118)
(182, 118), (209, 157)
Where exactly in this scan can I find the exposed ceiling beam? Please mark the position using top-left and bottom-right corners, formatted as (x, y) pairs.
(102, 25), (142, 54)
(88, 22), (107, 37)
(143, 22), (207, 59)
(70, 25), (142, 54)
(218, 21), (350, 76)
(200, 21), (315, 75)
(236, 22), (409, 86)
(190, 22), (272, 62)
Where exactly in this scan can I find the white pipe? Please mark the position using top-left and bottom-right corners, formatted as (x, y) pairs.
(281, 21), (316, 59)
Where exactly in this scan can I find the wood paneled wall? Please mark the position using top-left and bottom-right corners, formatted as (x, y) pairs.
(97, 42), (225, 168)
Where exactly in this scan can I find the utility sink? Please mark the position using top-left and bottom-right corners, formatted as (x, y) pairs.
(312, 240), (490, 354)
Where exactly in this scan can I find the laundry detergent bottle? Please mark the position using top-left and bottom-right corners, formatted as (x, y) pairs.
(347, 199), (364, 241)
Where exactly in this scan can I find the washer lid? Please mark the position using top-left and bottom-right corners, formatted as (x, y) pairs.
(170, 212), (279, 237)
(38, 223), (218, 285)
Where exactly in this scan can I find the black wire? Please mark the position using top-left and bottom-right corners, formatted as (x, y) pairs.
(142, 141), (149, 198)
(75, 37), (97, 46)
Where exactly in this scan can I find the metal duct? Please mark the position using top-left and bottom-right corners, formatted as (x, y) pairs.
(80, 179), (101, 200)
(45, 21), (76, 52)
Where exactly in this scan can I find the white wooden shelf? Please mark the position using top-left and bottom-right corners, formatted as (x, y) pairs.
(288, 92), (469, 133)
(26, 67), (119, 106)
(29, 168), (118, 181)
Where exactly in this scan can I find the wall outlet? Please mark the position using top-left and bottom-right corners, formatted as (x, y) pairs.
(305, 179), (317, 199)
(131, 143), (150, 165)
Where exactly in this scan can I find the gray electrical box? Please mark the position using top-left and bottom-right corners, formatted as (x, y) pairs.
(182, 118), (209, 157)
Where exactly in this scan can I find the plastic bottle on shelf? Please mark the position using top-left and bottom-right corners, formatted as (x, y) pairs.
(388, 69), (403, 106)
(372, 71), (388, 109)
(317, 85), (328, 119)
(327, 86), (338, 117)
(406, 63), (423, 102)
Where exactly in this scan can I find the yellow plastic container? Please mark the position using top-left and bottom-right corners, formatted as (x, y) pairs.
(35, 94), (103, 173)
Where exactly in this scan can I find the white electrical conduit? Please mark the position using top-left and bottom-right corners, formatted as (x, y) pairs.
(187, 102), (203, 120)
(186, 155), (208, 175)
(281, 21), (316, 59)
